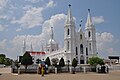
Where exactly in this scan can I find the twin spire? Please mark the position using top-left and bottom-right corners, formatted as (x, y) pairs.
(65, 4), (74, 24)
(85, 9), (94, 28)
(66, 5), (93, 28)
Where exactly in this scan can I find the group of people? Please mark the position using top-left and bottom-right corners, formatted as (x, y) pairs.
(96, 64), (109, 73)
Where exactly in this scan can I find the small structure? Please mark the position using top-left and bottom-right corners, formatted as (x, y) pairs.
(108, 56), (120, 64)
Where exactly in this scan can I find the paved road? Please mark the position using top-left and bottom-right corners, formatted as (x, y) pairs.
(0, 68), (120, 80)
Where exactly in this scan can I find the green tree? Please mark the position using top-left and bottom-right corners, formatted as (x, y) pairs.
(21, 52), (33, 71)
(59, 57), (65, 67)
(45, 57), (51, 66)
(4, 58), (12, 66)
(0, 54), (6, 64)
(88, 57), (104, 67)
(72, 58), (77, 74)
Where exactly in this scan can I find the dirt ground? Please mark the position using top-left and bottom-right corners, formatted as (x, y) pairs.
(0, 68), (120, 80)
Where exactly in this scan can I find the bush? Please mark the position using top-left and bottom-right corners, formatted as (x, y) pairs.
(88, 57), (104, 67)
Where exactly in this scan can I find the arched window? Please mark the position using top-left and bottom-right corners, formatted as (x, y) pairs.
(86, 48), (88, 55)
(89, 43), (91, 51)
(76, 47), (78, 55)
(88, 31), (91, 37)
(67, 41), (69, 50)
(80, 44), (83, 54)
(67, 28), (69, 35)
(80, 34), (82, 39)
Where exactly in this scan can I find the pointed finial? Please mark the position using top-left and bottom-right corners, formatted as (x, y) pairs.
(79, 24), (81, 27)
(79, 19), (82, 27)
(68, 4), (71, 7)
(88, 9), (90, 12)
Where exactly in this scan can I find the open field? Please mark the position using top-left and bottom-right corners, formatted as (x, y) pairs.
(0, 68), (120, 80)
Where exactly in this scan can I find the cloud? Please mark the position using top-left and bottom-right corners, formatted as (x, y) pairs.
(96, 32), (119, 58)
(0, 25), (5, 31)
(0, 0), (8, 9)
(92, 16), (104, 24)
(96, 32), (114, 51)
(16, 28), (22, 32)
(7, 13), (66, 59)
(0, 15), (9, 20)
(25, 0), (41, 3)
(0, 39), (7, 50)
(46, 0), (56, 8)
(13, 7), (44, 29)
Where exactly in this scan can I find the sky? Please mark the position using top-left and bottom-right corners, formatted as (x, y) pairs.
(0, 0), (120, 60)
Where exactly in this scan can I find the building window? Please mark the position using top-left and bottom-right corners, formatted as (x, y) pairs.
(67, 41), (69, 50)
(89, 43), (91, 51)
(86, 48), (88, 55)
(67, 28), (69, 35)
(76, 47), (78, 55)
(88, 31), (91, 37)
(80, 44), (83, 54)
(80, 34), (82, 39)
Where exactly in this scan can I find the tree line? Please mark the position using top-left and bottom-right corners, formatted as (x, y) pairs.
(0, 54), (13, 66)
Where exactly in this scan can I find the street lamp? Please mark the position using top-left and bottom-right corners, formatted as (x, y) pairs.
(67, 60), (70, 72)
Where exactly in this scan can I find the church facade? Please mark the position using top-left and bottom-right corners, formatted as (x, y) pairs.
(43, 5), (97, 64)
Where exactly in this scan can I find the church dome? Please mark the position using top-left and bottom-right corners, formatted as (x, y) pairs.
(48, 39), (57, 44)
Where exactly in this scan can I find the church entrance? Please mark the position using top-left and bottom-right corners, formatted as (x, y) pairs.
(80, 55), (84, 64)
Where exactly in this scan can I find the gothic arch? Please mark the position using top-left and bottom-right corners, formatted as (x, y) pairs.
(76, 47), (78, 55)
(67, 28), (69, 35)
(88, 31), (91, 37)
(86, 47), (88, 55)
(80, 44), (83, 54)
(80, 34), (82, 39)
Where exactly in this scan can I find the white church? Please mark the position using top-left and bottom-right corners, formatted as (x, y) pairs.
(24, 5), (97, 64)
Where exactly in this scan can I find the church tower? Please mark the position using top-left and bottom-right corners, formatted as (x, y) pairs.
(64, 4), (76, 62)
(45, 27), (59, 52)
(85, 9), (97, 57)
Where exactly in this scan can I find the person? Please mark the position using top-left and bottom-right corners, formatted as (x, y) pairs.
(41, 67), (45, 76)
(105, 63), (109, 73)
(37, 64), (41, 74)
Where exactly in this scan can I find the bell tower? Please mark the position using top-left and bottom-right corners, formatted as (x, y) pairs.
(64, 4), (76, 62)
(85, 9), (97, 57)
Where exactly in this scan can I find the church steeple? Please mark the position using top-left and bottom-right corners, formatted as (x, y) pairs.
(85, 9), (94, 28)
(23, 39), (26, 53)
(50, 27), (54, 40)
(65, 4), (74, 24)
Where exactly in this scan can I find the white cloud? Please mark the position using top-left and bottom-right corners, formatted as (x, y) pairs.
(46, 0), (56, 8)
(0, 39), (7, 49)
(0, 0), (8, 9)
(96, 32), (114, 51)
(16, 28), (22, 32)
(25, 0), (41, 3)
(0, 15), (9, 20)
(14, 7), (44, 29)
(9, 13), (66, 59)
(0, 25), (5, 31)
(92, 16), (104, 24)
(96, 32), (119, 58)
